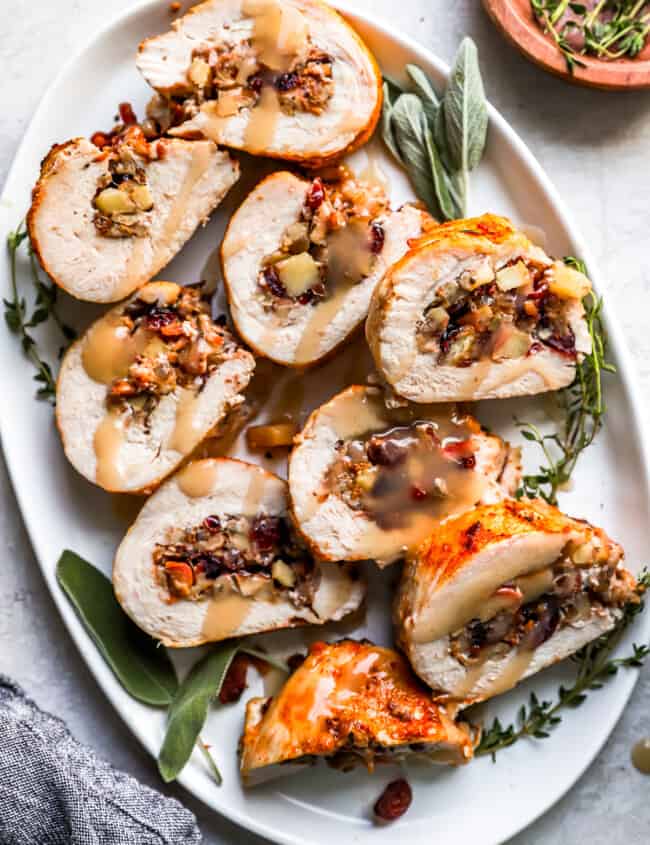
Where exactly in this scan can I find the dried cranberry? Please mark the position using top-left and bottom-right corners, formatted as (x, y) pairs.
(248, 74), (264, 94)
(298, 289), (315, 305)
(198, 555), (222, 579)
(519, 597), (560, 649)
(251, 515), (281, 551)
(544, 328), (576, 357)
(261, 266), (287, 298)
(219, 654), (249, 704)
(528, 341), (543, 356)
(305, 178), (325, 211)
(275, 71), (299, 92)
(527, 279), (549, 302)
(410, 484), (427, 501)
(119, 102), (138, 125)
(439, 323), (461, 355)
(366, 436), (407, 467)
(91, 131), (111, 148)
(145, 307), (177, 330)
(373, 779), (412, 822)
(369, 221), (385, 254)
(203, 515), (221, 533)
(443, 439), (476, 469)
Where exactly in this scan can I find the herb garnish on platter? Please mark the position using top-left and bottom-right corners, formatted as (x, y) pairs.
(5, 223), (76, 402)
(516, 258), (614, 505)
(382, 37), (488, 221)
(476, 570), (650, 759)
(532, 1), (650, 73)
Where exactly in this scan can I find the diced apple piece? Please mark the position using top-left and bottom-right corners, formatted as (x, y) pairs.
(272, 559), (296, 588)
(246, 421), (298, 449)
(188, 57), (211, 88)
(95, 187), (136, 216)
(423, 305), (449, 334)
(496, 260), (530, 291)
(355, 466), (378, 492)
(548, 261), (591, 300)
(131, 184), (154, 211)
(276, 252), (320, 297)
(491, 324), (531, 360)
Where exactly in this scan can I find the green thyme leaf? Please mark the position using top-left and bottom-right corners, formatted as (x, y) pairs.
(157, 642), (240, 783)
(57, 550), (178, 707)
(517, 260), (613, 504)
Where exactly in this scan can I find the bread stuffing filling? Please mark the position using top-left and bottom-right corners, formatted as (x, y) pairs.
(152, 512), (316, 603)
(416, 256), (591, 366)
(324, 416), (483, 529)
(449, 538), (636, 666)
(104, 287), (240, 429)
(144, 40), (334, 132)
(259, 170), (388, 308)
(90, 106), (165, 239)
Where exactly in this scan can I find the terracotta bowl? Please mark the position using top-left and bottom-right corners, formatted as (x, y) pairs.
(483, 0), (650, 90)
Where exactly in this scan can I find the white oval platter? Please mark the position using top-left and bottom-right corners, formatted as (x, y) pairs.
(1, 2), (648, 844)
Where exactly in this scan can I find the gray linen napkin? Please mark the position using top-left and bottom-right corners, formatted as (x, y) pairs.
(0, 676), (201, 844)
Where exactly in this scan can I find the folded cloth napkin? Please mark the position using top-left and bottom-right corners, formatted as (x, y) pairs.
(0, 676), (201, 844)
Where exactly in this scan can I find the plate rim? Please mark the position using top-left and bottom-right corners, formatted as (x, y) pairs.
(1, 2), (648, 843)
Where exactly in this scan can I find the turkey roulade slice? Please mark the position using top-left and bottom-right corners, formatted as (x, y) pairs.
(113, 459), (365, 647)
(396, 499), (639, 706)
(137, 0), (382, 166)
(221, 168), (432, 366)
(28, 129), (239, 303)
(56, 282), (255, 493)
(367, 214), (593, 402)
(240, 639), (474, 785)
(288, 385), (521, 566)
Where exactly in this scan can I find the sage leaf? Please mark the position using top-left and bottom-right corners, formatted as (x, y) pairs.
(390, 93), (438, 216)
(425, 128), (458, 222)
(56, 550), (178, 707)
(158, 642), (240, 783)
(443, 37), (488, 174)
(381, 81), (403, 164)
(406, 64), (439, 126)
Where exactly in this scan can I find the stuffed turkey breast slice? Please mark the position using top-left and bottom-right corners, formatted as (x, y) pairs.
(367, 214), (593, 403)
(113, 459), (364, 647)
(221, 169), (432, 366)
(240, 639), (474, 784)
(56, 282), (255, 493)
(288, 385), (521, 566)
(396, 499), (639, 707)
(137, 0), (381, 165)
(27, 130), (239, 303)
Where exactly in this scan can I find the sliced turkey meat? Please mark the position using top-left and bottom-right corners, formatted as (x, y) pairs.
(113, 458), (365, 647)
(221, 168), (432, 366)
(288, 385), (521, 566)
(396, 499), (639, 706)
(367, 214), (593, 402)
(240, 639), (474, 785)
(56, 282), (255, 493)
(136, 0), (381, 165)
(27, 129), (239, 303)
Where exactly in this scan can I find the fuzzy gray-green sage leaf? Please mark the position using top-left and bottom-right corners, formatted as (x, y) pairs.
(157, 642), (240, 783)
(57, 550), (178, 707)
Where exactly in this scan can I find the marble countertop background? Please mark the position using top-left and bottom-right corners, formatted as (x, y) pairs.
(2, 0), (650, 842)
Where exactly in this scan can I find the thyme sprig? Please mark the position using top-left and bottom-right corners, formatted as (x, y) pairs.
(4, 221), (76, 402)
(476, 570), (650, 760)
(532, 1), (650, 73)
(516, 257), (614, 505)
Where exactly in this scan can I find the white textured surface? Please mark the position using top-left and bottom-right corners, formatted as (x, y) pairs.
(1, 1), (650, 843)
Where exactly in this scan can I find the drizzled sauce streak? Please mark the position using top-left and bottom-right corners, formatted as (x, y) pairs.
(177, 459), (220, 498)
(170, 386), (202, 454)
(82, 312), (151, 385)
(294, 221), (376, 364)
(94, 409), (128, 490)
